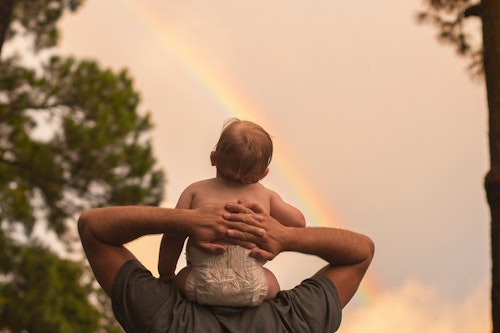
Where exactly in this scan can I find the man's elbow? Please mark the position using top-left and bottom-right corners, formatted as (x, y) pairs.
(77, 210), (95, 239)
(362, 235), (375, 266)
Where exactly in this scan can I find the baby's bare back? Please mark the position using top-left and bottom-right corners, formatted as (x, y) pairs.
(187, 178), (273, 212)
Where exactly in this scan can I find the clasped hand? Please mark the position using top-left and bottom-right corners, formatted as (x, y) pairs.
(189, 201), (287, 261)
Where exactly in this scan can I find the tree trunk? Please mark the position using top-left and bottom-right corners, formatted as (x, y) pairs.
(482, 0), (500, 332)
(0, 0), (15, 58)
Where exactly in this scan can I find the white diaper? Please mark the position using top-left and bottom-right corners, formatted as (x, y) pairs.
(184, 245), (268, 307)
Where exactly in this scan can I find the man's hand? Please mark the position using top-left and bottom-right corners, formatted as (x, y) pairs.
(187, 204), (265, 254)
(224, 201), (291, 261)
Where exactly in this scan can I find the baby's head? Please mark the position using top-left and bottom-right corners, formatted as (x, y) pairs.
(212, 119), (273, 183)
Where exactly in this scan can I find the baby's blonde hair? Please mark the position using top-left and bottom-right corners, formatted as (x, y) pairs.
(214, 119), (273, 183)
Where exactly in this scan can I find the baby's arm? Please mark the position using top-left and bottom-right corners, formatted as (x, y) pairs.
(157, 188), (194, 281)
(158, 234), (186, 282)
(269, 190), (306, 227)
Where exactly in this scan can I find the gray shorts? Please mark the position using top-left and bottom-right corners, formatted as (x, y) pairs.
(111, 260), (342, 333)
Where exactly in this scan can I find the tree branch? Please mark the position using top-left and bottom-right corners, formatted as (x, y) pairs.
(0, 0), (14, 59)
(464, 3), (482, 18)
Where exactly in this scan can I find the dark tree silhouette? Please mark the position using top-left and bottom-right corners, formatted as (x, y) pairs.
(419, 1), (500, 331)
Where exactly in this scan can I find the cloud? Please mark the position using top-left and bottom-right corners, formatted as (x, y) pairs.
(339, 278), (490, 333)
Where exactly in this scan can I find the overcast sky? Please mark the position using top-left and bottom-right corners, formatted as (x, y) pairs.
(55, 0), (490, 330)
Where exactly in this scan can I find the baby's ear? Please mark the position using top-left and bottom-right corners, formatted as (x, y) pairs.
(260, 167), (269, 179)
(210, 151), (217, 166)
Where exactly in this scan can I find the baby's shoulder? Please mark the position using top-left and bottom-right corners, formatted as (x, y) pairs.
(181, 179), (216, 194)
(188, 178), (217, 186)
(248, 182), (275, 197)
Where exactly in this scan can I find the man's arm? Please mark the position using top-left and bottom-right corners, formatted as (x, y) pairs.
(225, 202), (374, 308)
(78, 205), (264, 296)
(285, 227), (374, 308)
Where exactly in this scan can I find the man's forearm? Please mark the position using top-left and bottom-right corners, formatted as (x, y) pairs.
(78, 204), (263, 249)
(225, 201), (374, 268)
(78, 203), (266, 296)
(77, 206), (187, 296)
(281, 226), (374, 308)
(78, 206), (190, 246)
(284, 227), (374, 267)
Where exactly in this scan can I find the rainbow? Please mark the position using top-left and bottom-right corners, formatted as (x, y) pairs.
(118, 0), (379, 305)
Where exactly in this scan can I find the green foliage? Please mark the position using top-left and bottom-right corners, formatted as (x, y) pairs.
(6, 0), (85, 52)
(0, 1), (167, 331)
(0, 54), (166, 239)
(0, 242), (101, 333)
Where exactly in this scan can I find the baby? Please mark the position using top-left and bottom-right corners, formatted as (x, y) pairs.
(158, 119), (305, 306)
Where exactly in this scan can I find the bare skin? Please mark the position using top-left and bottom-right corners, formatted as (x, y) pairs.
(159, 177), (306, 300)
(78, 204), (263, 296)
(224, 202), (375, 308)
(78, 202), (374, 308)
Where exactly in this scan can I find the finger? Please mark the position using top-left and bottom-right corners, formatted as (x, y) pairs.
(226, 223), (265, 239)
(224, 212), (264, 227)
(250, 248), (275, 261)
(224, 230), (257, 249)
(225, 202), (251, 214)
(197, 242), (226, 255)
(229, 239), (257, 249)
(237, 200), (266, 214)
